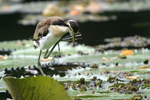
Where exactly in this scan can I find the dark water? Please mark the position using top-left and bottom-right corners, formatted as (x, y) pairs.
(0, 10), (150, 46)
(80, 11), (150, 45)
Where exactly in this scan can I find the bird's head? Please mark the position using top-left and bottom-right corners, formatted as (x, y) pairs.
(66, 20), (79, 46)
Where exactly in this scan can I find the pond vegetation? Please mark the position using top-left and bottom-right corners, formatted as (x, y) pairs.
(1, 0), (150, 100)
(1, 36), (150, 99)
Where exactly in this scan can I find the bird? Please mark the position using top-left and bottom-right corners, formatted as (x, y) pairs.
(31, 16), (79, 76)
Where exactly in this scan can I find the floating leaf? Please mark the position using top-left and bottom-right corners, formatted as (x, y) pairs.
(3, 76), (70, 100)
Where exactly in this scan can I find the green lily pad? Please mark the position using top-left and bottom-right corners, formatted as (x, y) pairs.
(3, 76), (70, 100)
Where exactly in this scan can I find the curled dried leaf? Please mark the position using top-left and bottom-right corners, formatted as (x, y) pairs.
(120, 50), (133, 55)
(41, 57), (53, 61)
(126, 75), (139, 79)
(137, 65), (148, 69)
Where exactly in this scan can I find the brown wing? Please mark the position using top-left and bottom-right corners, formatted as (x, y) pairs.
(32, 16), (65, 40)
(32, 18), (50, 40)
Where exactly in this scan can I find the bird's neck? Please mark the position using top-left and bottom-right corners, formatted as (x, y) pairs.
(49, 25), (69, 37)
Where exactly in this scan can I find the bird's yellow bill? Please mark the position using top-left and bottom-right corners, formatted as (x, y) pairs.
(72, 35), (75, 46)
(67, 22), (75, 46)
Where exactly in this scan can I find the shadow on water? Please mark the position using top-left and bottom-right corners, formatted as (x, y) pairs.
(0, 10), (150, 46)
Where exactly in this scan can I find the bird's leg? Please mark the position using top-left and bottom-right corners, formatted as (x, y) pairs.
(45, 41), (59, 58)
(37, 50), (45, 76)
(61, 33), (82, 41)
(62, 34), (81, 40)
(44, 49), (49, 59)
(45, 37), (63, 58)
(57, 42), (60, 62)
(58, 42), (60, 52)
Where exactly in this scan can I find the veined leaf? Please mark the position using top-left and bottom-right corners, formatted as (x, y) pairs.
(3, 76), (70, 100)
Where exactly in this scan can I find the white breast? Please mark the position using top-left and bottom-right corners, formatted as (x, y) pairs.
(33, 25), (69, 50)
(39, 32), (61, 50)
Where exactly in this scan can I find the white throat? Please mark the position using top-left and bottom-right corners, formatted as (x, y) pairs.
(49, 25), (70, 37)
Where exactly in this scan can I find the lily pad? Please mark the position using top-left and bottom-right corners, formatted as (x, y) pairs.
(3, 76), (70, 100)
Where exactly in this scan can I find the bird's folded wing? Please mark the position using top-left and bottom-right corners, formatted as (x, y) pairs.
(32, 19), (50, 40)
(31, 16), (66, 40)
